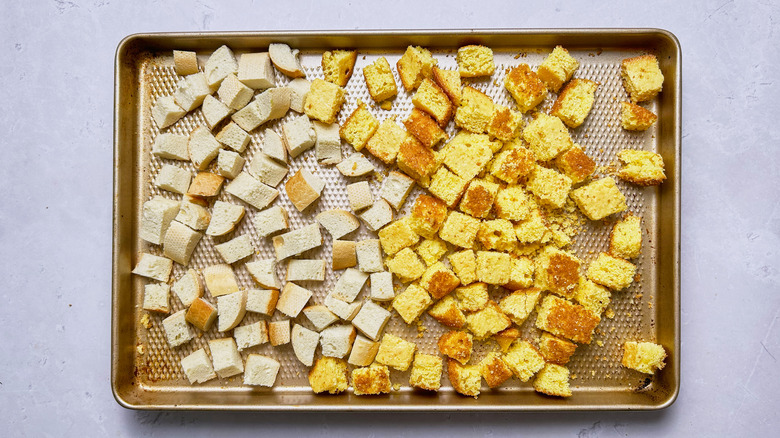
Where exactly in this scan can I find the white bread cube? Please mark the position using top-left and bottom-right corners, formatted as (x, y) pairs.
(380, 171), (415, 211)
(174, 72), (211, 111)
(132, 253), (173, 282)
(292, 324), (319, 366)
(268, 320), (291, 346)
(346, 181), (374, 212)
(348, 335), (379, 366)
(162, 309), (193, 348)
(303, 305), (339, 331)
(163, 221), (203, 266)
(175, 196), (211, 231)
(204, 45), (238, 90)
(151, 95), (186, 129)
(286, 259), (326, 282)
(332, 240), (357, 270)
(173, 50), (198, 76)
(353, 300), (391, 340)
(248, 153), (288, 187)
(215, 234), (254, 264)
(208, 337), (244, 378)
(172, 268), (203, 307)
(234, 321), (269, 350)
(202, 95), (232, 129)
(142, 283), (170, 313)
(320, 324), (356, 359)
(245, 259), (281, 289)
(288, 78), (311, 113)
(369, 271), (395, 301)
(155, 164), (191, 194)
(356, 239), (383, 273)
(276, 282), (313, 317)
(180, 348), (217, 384)
(203, 264), (239, 297)
(185, 297), (217, 331)
(283, 114), (317, 158)
(216, 122), (250, 153)
(269, 43), (305, 78)
(188, 126), (222, 170)
(336, 153), (374, 177)
(218, 73), (254, 110)
(331, 268), (369, 302)
(140, 196), (179, 245)
(272, 224), (322, 260)
(187, 172), (224, 198)
(225, 172), (279, 210)
(244, 354), (280, 387)
(313, 121), (341, 165)
(324, 292), (362, 321)
(231, 87), (291, 131)
(359, 198), (393, 232)
(316, 210), (359, 240)
(206, 201), (245, 237)
(246, 288), (279, 315)
(216, 149), (245, 179)
(252, 206), (289, 238)
(238, 52), (275, 89)
(152, 133), (189, 160)
(217, 290), (247, 332)
(262, 129), (287, 163)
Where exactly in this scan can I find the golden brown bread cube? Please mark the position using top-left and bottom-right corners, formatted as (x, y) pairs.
(438, 330), (473, 365)
(322, 49), (357, 87)
(396, 134), (440, 186)
(409, 194), (448, 238)
(188, 172), (225, 197)
(304, 78), (346, 124)
(479, 352), (512, 388)
(537, 46), (579, 93)
(533, 363), (572, 397)
(428, 295), (466, 329)
(538, 332), (577, 365)
(412, 78), (453, 126)
(621, 54), (664, 103)
(551, 78), (598, 128)
(403, 108), (448, 148)
(363, 56), (398, 103)
(447, 359), (481, 398)
(457, 45), (495, 78)
(555, 145), (596, 184)
(351, 363), (392, 395)
(396, 46), (437, 91)
(308, 357), (348, 394)
(617, 150), (666, 186)
(459, 179), (499, 219)
(454, 86), (494, 134)
(340, 100), (379, 151)
(410, 353), (443, 391)
(621, 101), (658, 131)
(432, 66), (462, 105)
(535, 295), (600, 344)
(504, 63), (547, 113)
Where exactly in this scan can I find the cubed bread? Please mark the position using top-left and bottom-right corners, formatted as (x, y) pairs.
(503, 340), (545, 382)
(574, 278), (611, 316)
(352, 363), (392, 395)
(534, 363), (572, 397)
(331, 268), (369, 302)
(216, 290), (247, 332)
(188, 172), (225, 198)
(621, 101), (658, 131)
(304, 78), (346, 124)
(465, 301), (511, 339)
(152, 133), (189, 160)
(162, 310), (193, 348)
(487, 105), (524, 142)
(522, 113), (573, 162)
(286, 259), (326, 282)
(231, 87), (291, 131)
(313, 121), (342, 165)
(448, 249), (477, 285)
(442, 131), (494, 180)
(352, 300), (392, 341)
(267, 42), (304, 77)
(173, 50), (198, 76)
(268, 319), (291, 346)
(188, 126), (222, 171)
(365, 118), (406, 164)
(504, 64), (547, 113)
(142, 283), (170, 314)
(378, 217), (420, 255)
(336, 152), (375, 177)
(276, 282), (313, 317)
(494, 327), (521, 353)
(346, 181), (374, 212)
(428, 295), (466, 328)
(538, 332), (577, 365)
(432, 66), (462, 105)
(535, 247), (581, 298)
(290, 78), (311, 111)
(303, 305), (339, 331)
(261, 129), (287, 162)
(438, 330), (472, 365)
(272, 224), (323, 260)
(392, 283), (432, 323)
(218, 73), (253, 110)
(356, 239), (384, 273)
(447, 360), (481, 398)
(172, 269), (204, 307)
(324, 293), (361, 321)
(454, 86), (494, 134)
(246, 288), (279, 316)
(415, 238), (447, 266)
(315, 209), (359, 240)
(204, 45), (238, 89)
(537, 46), (579, 92)
(409, 353), (443, 391)
(332, 240), (357, 270)
(348, 335), (380, 367)
(586, 252), (637, 291)
(419, 262), (460, 299)
(526, 166), (572, 210)
(622, 341), (667, 374)
(477, 219), (517, 252)
(457, 45), (495, 77)
(216, 150), (245, 179)
(475, 251), (511, 285)
(203, 263), (239, 297)
(248, 153), (288, 187)
(569, 177), (626, 220)
(208, 337), (244, 379)
(489, 140), (534, 184)
(499, 287), (542, 325)
(282, 114), (317, 158)
(244, 354), (280, 387)
(480, 352), (513, 388)
(225, 172), (279, 210)
(403, 108), (448, 148)
(555, 145), (595, 184)
(359, 198), (394, 232)
(235, 321), (270, 350)
(151, 95), (186, 129)
(322, 49), (357, 86)
(454, 282), (489, 313)
(380, 171), (415, 210)
(363, 56), (398, 103)
(439, 211), (480, 249)
(621, 54), (664, 103)
(237, 52), (275, 89)
(617, 149), (666, 185)
(285, 168), (325, 212)
(309, 357), (349, 394)
(412, 78), (453, 126)
(409, 194), (448, 238)
(245, 259), (281, 289)
(494, 184), (531, 221)
(535, 294), (600, 344)
(174, 72), (211, 111)
(162, 221), (203, 266)
(505, 257), (536, 290)
(180, 348), (217, 384)
(185, 297), (217, 331)
(551, 78), (599, 128)
(375, 333), (417, 371)
(340, 101), (379, 152)
(396, 46), (437, 91)
(514, 207), (548, 244)
(132, 252), (173, 282)
(320, 324), (357, 358)
(427, 167), (468, 208)
(202, 95), (231, 129)
(215, 234), (254, 264)
(216, 122), (250, 153)
(369, 271), (395, 302)
(609, 215), (642, 259)
(252, 205), (289, 238)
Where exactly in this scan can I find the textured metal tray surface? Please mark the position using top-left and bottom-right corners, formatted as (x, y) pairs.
(112, 30), (680, 410)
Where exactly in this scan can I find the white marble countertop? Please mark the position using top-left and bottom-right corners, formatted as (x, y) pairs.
(1, 0), (779, 436)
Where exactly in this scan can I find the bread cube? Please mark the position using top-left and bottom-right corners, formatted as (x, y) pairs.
(448, 249), (477, 285)
(617, 149), (666, 186)
(537, 46), (579, 92)
(216, 290), (247, 332)
(403, 108), (448, 148)
(477, 219), (517, 252)
(202, 95), (231, 129)
(359, 199), (393, 232)
(609, 215), (642, 259)
(331, 268), (369, 302)
(313, 121), (341, 165)
(480, 352), (513, 388)
(447, 360), (481, 398)
(437, 331), (471, 363)
(286, 259), (326, 282)
(244, 354), (280, 387)
(514, 208), (548, 244)
(280, 116), (315, 160)
(231, 87), (291, 131)
(505, 257), (535, 290)
(489, 140), (535, 184)
(351, 363), (392, 395)
(248, 153), (287, 187)
(152, 133), (188, 160)
(499, 287), (542, 325)
(386, 247), (425, 283)
(216, 150), (245, 180)
(535, 247), (581, 298)
(369, 271), (395, 301)
(538, 332), (577, 365)
(276, 282), (312, 318)
(526, 166), (572, 210)
(217, 73), (253, 110)
(376, 333), (417, 371)
(268, 319), (291, 346)
(346, 181), (373, 212)
(204, 45), (238, 89)
(285, 168), (324, 212)
(409, 353), (443, 391)
(215, 234), (254, 264)
(330, 240), (356, 271)
(180, 348), (216, 384)
(622, 341), (667, 374)
(188, 172), (224, 198)
(304, 78), (346, 124)
(188, 126), (222, 170)
(396, 46), (437, 91)
(336, 152), (374, 177)
(142, 283), (170, 313)
(203, 263), (239, 297)
(289, 79), (312, 114)
(621, 54), (664, 103)
(494, 327), (521, 353)
(409, 194), (447, 238)
(172, 269), (203, 307)
(439, 211), (480, 249)
(378, 217), (419, 255)
(365, 118), (406, 164)
(340, 101), (378, 152)
(324, 292), (361, 321)
(208, 337), (245, 380)
(303, 305), (339, 331)
(574, 278), (611, 316)
(415, 238), (447, 266)
(356, 239), (383, 273)
(245, 259), (281, 289)
(268, 43), (304, 78)
(320, 49), (356, 86)
(419, 262), (460, 299)
(551, 78), (598, 128)
(486, 105), (524, 142)
(392, 283), (432, 324)
(586, 252), (636, 291)
(475, 251), (511, 285)
(252, 205), (289, 238)
(215, 122), (250, 153)
(523, 113), (573, 161)
(569, 177), (626, 220)
(534, 363), (572, 397)
(504, 63), (547, 113)
(162, 310), (193, 348)
(465, 301), (511, 339)
(316, 209), (359, 240)
(320, 324), (357, 358)
(363, 56), (398, 102)
(235, 321), (269, 350)
(173, 50), (198, 76)
(428, 295), (466, 329)
(454, 86), (494, 134)
(348, 335), (379, 367)
(162, 221), (203, 266)
(412, 78), (453, 126)
(272, 223), (323, 260)
(151, 95), (186, 129)
(427, 167), (468, 208)
(352, 300), (392, 341)
(457, 45), (495, 77)
(246, 288), (279, 316)
(226, 172), (279, 210)
(535, 294), (600, 344)
(174, 72), (211, 111)
(454, 282), (488, 312)
(442, 131), (494, 180)
(380, 171), (415, 210)
(554, 145), (595, 184)
(139, 196), (180, 245)
(503, 340), (545, 382)
(237, 52), (275, 89)
(309, 357), (349, 394)
(621, 101), (658, 131)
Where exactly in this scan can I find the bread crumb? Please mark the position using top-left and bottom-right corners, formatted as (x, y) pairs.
(392, 383), (401, 391)
(136, 344), (145, 355)
(140, 313), (152, 329)
(596, 340), (604, 347)
(605, 308), (615, 319)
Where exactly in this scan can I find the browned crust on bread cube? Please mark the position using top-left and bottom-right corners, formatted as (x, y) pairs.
(410, 194), (448, 238)
(555, 145), (595, 184)
(620, 101), (658, 131)
(479, 352), (513, 388)
(188, 172), (225, 197)
(403, 108), (449, 148)
(185, 297), (217, 331)
(412, 78), (454, 126)
(504, 64), (547, 113)
(438, 330), (473, 365)
(536, 295), (600, 344)
(432, 67), (462, 105)
(538, 332), (577, 365)
(397, 135), (439, 184)
(428, 296), (466, 328)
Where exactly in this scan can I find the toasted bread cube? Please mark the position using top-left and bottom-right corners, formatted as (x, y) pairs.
(397, 136), (439, 187)
(448, 249), (477, 285)
(466, 301), (511, 339)
(499, 287), (542, 325)
(457, 45), (494, 77)
(351, 363), (391, 395)
(489, 141), (534, 185)
(322, 49), (357, 86)
(409, 194), (448, 238)
(347, 335), (379, 366)
(369, 271), (395, 301)
(378, 217), (419, 255)
(376, 333), (417, 371)
(392, 283), (432, 323)
(487, 105), (524, 142)
(538, 332), (577, 365)
(151, 95), (186, 129)
(410, 353), (443, 391)
(332, 240), (357, 271)
(203, 263), (239, 297)
(574, 278), (611, 316)
(477, 219), (517, 252)
(285, 168), (324, 212)
(356, 239), (384, 273)
(304, 78), (346, 124)
(480, 352), (512, 388)
(152, 133), (188, 160)
(245, 259), (281, 289)
(246, 288), (279, 316)
(412, 78), (453, 126)
(365, 118), (406, 164)
(346, 181), (373, 212)
(505, 257), (535, 290)
(523, 113), (573, 161)
(180, 348), (216, 384)
(570, 177), (627, 220)
(439, 211), (481, 249)
(337, 152), (375, 177)
(551, 78), (598, 128)
(555, 145), (595, 184)
(201, 95), (231, 129)
(309, 357), (349, 394)
(617, 150), (666, 186)
(162, 309), (193, 348)
(514, 208), (547, 244)
(218, 73), (253, 110)
(428, 167), (468, 208)
(132, 252), (174, 282)
(455, 282), (489, 312)
(447, 360), (481, 398)
(503, 340), (545, 382)
(535, 247), (581, 298)
(352, 300), (392, 341)
(252, 205), (288, 238)
(380, 171), (415, 210)
(215, 234), (254, 264)
(438, 330), (472, 365)
(621, 101), (658, 131)
(243, 354), (280, 387)
(359, 198), (393, 232)
(237, 52), (275, 89)
(188, 126), (221, 170)
(622, 341), (667, 374)
(534, 363), (572, 397)
(340, 101), (379, 151)
(249, 153), (288, 187)
(173, 50), (198, 76)
(215, 122), (250, 153)
(396, 46), (437, 91)
(188, 172), (224, 198)
(494, 327), (521, 353)
(174, 72), (211, 111)
(432, 66), (462, 105)
(312, 121), (341, 165)
(526, 166), (572, 210)
(428, 295), (466, 329)
(268, 319), (291, 346)
(442, 132), (494, 180)
(216, 150), (245, 180)
(419, 262), (460, 299)
(142, 283), (170, 314)
(535, 295), (600, 344)
(475, 251), (511, 285)
(331, 268), (369, 302)
(231, 87), (291, 131)
(225, 172), (279, 210)
(621, 54), (664, 103)
(272, 224), (323, 261)
(403, 108), (448, 148)
(504, 64), (547, 113)
(454, 86), (494, 134)
(235, 321), (269, 350)
(320, 324), (357, 358)
(363, 56), (397, 102)
(162, 221), (203, 266)
(586, 252), (636, 291)
(415, 238), (447, 266)
(610, 215), (642, 259)
(537, 46), (579, 92)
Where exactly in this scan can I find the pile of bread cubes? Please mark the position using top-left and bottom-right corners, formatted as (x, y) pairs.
(132, 41), (669, 398)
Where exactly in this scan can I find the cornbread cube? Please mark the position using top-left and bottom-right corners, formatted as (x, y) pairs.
(386, 247), (426, 283)
(409, 194), (448, 238)
(442, 132), (494, 180)
(454, 86), (494, 134)
(535, 247), (581, 298)
(410, 353), (443, 391)
(447, 360), (481, 398)
(499, 287), (542, 325)
(504, 64), (547, 113)
(321, 49), (357, 87)
(621, 102), (658, 131)
(174, 73), (211, 111)
(523, 113), (574, 161)
(412, 78), (453, 126)
(496, 185), (533, 221)
(569, 177), (627, 220)
(610, 215), (642, 259)
(216, 122), (250, 153)
(396, 46), (437, 91)
(586, 252), (636, 291)
(551, 78), (598, 128)
(419, 262), (460, 299)
(303, 78), (346, 124)
(458, 179), (498, 219)
(494, 327), (521, 353)
(378, 217), (420, 255)
(432, 66), (462, 105)
(534, 364), (572, 397)
(622, 341), (667, 374)
(340, 101), (379, 151)
(527, 166), (572, 209)
(487, 105), (524, 142)
(621, 54), (664, 103)
(202, 95), (231, 129)
(477, 219), (517, 252)
(218, 73), (253, 110)
(403, 108), (448, 148)
(480, 352), (513, 388)
(380, 171), (415, 210)
(489, 141), (535, 184)
(454, 282), (488, 313)
(396, 135), (439, 186)
(365, 118), (406, 164)
(466, 301), (511, 339)
(346, 181), (374, 212)
(457, 45), (495, 77)
(535, 295), (600, 344)
(363, 56), (397, 102)
(428, 295), (466, 328)
(237, 52), (275, 89)
(143, 283), (170, 314)
(555, 145), (595, 184)
(448, 250), (477, 285)
(475, 251), (512, 285)
(538, 332), (577, 365)
(375, 333), (417, 371)
(537, 46), (579, 92)
(155, 164), (191, 195)
(309, 357), (349, 394)
(574, 278), (611, 316)
(369, 271), (394, 301)
(359, 198), (393, 232)
(337, 152), (375, 177)
(617, 149), (666, 186)
(152, 132), (189, 160)
(416, 238), (448, 266)
(351, 364), (391, 395)
(438, 330), (473, 365)
(392, 283), (432, 323)
(504, 340), (545, 382)
(439, 211), (481, 249)
(505, 257), (536, 290)
(348, 335), (379, 366)
(173, 50), (198, 76)
(428, 167), (468, 208)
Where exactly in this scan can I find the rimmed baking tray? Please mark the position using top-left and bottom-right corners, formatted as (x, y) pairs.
(112, 29), (680, 410)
